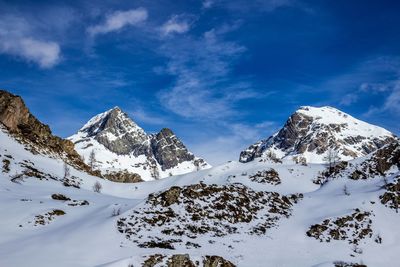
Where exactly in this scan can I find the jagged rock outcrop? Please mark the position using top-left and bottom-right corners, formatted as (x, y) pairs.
(69, 107), (210, 181)
(151, 128), (194, 171)
(0, 90), (91, 172)
(240, 106), (396, 164)
(103, 170), (143, 183)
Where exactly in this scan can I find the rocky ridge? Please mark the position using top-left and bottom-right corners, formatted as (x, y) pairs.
(0, 90), (91, 173)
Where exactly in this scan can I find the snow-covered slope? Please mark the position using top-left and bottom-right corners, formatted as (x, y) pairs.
(240, 106), (396, 164)
(69, 107), (210, 181)
(1, 122), (400, 267)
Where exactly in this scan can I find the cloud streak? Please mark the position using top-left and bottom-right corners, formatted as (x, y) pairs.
(88, 8), (148, 36)
(160, 15), (192, 36)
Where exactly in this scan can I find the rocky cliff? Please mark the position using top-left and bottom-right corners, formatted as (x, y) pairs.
(0, 90), (90, 172)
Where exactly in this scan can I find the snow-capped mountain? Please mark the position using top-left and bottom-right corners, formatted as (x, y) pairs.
(1, 90), (400, 266)
(240, 106), (396, 164)
(69, 107), (210, 181)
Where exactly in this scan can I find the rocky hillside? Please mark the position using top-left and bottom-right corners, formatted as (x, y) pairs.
(0, 90), (90, 172)
(69, 107), (210, 181)
(240, 106), (396, 164)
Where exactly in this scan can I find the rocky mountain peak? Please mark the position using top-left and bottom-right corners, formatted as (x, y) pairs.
(76, 107), (148, 155)
(69, 108), (210, 180)
(240, 106), (396, 164)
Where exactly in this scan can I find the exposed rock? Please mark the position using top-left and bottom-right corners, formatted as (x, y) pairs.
(380, 176), (400, 211)
(0, 90), (94, 174)
(81, 107), (149, 156)
(2, 158), (10, 173)
(51, 194), (71, 201)
(333, 262), (367, 267)
(347, 141), (400, 180)
(103, 170), (143, 183)
(248, 168), (281, 185)
(167, 254), (196, 267)
(307, 209), (375, 245)
(150, 128), (195, 171)
(69, 107), (210, 180)
(240, 106), (396, 163)
(203, 256), (236, 267)
(31, 209), (66, 226)
(140, 254), (235, 267)
(142, 254), (165, 267)
(117, 183), (302, 249)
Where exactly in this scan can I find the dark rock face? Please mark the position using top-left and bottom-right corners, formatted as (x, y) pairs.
(150, 128), (195, 171)
(240, 107), (396, 163)
(80, 107), (149, 156)
(0, 90), (90, 172)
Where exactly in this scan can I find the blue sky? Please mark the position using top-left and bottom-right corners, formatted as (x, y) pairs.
(1, 0), (399, 165)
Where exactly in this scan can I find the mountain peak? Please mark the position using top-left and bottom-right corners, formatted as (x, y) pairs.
(79, 107), (145, 138)
(240, 106), (396, 163)
(69, 108), (210, 180)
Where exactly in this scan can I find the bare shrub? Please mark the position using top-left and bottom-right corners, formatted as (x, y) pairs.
(93, 181), (102, 193)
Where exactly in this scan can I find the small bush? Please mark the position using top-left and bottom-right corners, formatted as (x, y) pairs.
(93, 181), (102, 193)
(112, 207), (121, 217)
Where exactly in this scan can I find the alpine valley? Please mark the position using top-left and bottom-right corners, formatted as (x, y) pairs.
(1, 89), (399, 267)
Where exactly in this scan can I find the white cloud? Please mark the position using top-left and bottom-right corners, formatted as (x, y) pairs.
(0, 16), (61, 68)
(160, 15), (192, 37)
(88, 8), (148, 36)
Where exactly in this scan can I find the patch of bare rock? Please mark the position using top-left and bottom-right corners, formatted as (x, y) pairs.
(249, 168), (281, 185)
(141, 254), (235, 267)
(117, 182), (302, 249)
(306, 209), (378, 245)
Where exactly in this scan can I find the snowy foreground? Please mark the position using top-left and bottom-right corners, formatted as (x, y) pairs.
(1, 127), (399, 267)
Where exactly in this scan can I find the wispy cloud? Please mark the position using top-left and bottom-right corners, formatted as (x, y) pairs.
(87, 8), (148, 36)
(202, 0), (214, 9)
(364, 80), (400, 116)
(0, 15), (61, 68)
(160, 15), (193, 37)
(157, 26), (263, 120)
(203, 0), (297, 12)
(128, 108), (167, 126)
